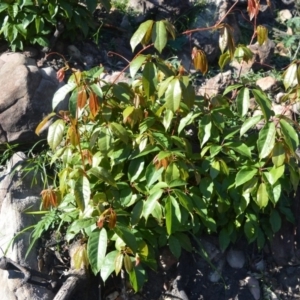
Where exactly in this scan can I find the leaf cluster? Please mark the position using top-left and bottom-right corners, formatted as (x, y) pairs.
(0, 0), (111, 51)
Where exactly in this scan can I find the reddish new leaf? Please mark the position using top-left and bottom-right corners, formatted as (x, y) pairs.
(89, 91), (100, 118)
(77, 87), (87, 109)
(247, 0), (260, 21)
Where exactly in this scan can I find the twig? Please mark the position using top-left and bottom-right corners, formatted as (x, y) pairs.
(0, 256), (54, 288)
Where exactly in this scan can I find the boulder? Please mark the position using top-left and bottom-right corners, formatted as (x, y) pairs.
(0, 152), (54, 299)
(0, 52), (67, 147)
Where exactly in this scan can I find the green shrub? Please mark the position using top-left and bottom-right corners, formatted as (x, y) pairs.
(21, 2), (300, 292)
(0, 0), (111, 51)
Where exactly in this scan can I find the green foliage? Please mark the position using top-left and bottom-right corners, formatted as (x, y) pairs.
(0, 0), (111, 51)
(27, 14), (300, 292)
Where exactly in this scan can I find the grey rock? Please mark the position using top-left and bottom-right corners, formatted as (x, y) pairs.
(0, 152), (54, 300)
(245, 276), (261, 300)
(197, 70), (232, 97)
(226, 249), (246, 269)
(0, 53), (68, 146)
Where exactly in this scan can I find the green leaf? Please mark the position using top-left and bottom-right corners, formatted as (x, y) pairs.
(128, 157), (145, 183)
(145, 164), (164, 188)
(35, 16), (41, 33)
(257, 122), (276, 159)
(235, 167), (258, 187)
(53, 82), (77, 110)
(143, 189), (163, 220)
(269, 210), (281, 233)
(272, 142), (285, 167)
(88, 167), (117, 187)
(158, 76), (174, 98)
(165, 162), (180, 184)
(163, 109), (174, 131)
(244, 219), (257, 243)
(178, 112), (194, 135)
(219, 228), (231, 252)
(236, 87), (250, 117)
(202, 217), (217, 232)
(268, 165), (284, 185)
(219, 51), (231, 70)
(47, 119), (65, 150)
(131, 201), (144, 225)
(210, 160), (220, 179)
(174, 232), (192, 252)
(90, 83), (103, 98)
(223, 84), (243, 95)
(7, 3), (18, 19)
(67, 218), (95, 236)
(34, 36), (49, 47)
(169, 235), (181, 259)
(110, 122), (129, 144)
(74, 175), (91, 211)
(142, 62), (157, 99)
(152, 20), (168, 53)
(173, 189), (194, 212)
(0, 4), (9, 13)
(60, 1), (72, 18)
(88, 228), (107, 275)
(165, 78), (182, 112)
(115, 253), (123, 275)
(98, 127), (113, 154)
(240, 114), (263, 137)
(128, 264), (146, 292)
(100, 250), (119, 282)
(130, 55), (147, 79)
(130, 20), (154, 51)
(114, 225), (138, 252)
(198, 115), (212, 147)
(252, 89), (272, 121)
(130, 144), (160, 159)
(224, 142), (251, 158)
(85, 0), (98, 12)
(280, 119), (299, 154)
(165, 196), (181, 235)
(163, 20), (176, 39)
(256, 182), (268, 208)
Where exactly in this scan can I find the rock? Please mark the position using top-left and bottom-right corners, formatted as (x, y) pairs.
(0, 152), (54, 300)
(105, 291), (119, 300)
(0, 52), (68, 146)
(127, 0), (190, 19)
(100, 71), (132, 85)
(200, 238), (221, 261)
(197, 70), (232, 97)
(208, 257), (225, 283)
(278, 9), (293, 23)
(230, 58), (255, 76)
(245, 276), (261, 300)
(255, 76), (278, 91)
(248, 39), (275, 70)
(226, 249), (246, 269)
